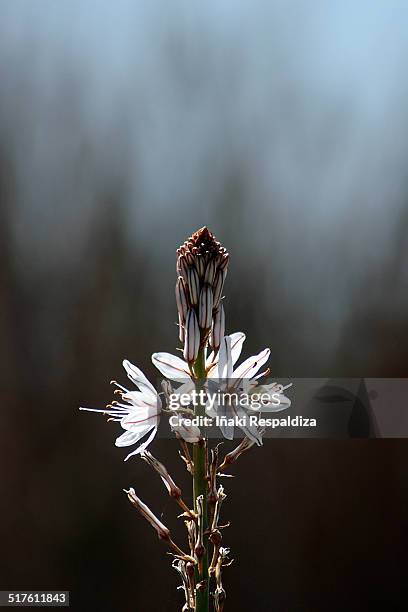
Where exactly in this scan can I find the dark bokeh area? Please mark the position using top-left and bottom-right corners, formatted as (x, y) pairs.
(1, 2), (408, 610)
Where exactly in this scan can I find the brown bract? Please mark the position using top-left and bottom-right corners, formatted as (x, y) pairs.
(177, 226), (228, 263)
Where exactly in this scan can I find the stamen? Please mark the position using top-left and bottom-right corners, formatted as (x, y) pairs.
(110, 380), (129, 393)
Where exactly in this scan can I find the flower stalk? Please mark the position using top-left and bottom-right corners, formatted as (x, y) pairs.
(175, 227), (230, 610)
(192, 347), (209, 612)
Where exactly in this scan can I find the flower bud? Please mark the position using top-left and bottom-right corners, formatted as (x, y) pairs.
(124, 487), (170, 540)
(195, 254), (205, 278)
(204, 259), (216, 284)
(141, 451), (182, 499)
(188, 267), (200, 306)
(218, 253), (229, 271)
(218, 435), (261, 470)
(214, 587), (226, 612)
(178, 255), (189, 283)
(199, 284), (213, 330)
(211, 304), (225, 351)
(213, 269), (225, 309)
(175, 276), (189, 320)
(178, 313), (185, 342)
(183, 309), (200, 362)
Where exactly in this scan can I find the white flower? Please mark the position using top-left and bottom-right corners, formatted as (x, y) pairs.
(151, 332), (291, 444)
(80, 359), (160, 460)
(214, 335), (291, 411)
(209, 336), (291, 440)
(205, 335), (270, 444)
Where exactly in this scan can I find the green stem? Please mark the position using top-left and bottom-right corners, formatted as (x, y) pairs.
(193, 347), (209, 612)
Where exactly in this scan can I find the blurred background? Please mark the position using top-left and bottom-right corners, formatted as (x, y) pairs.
(0, 1), (407, 610)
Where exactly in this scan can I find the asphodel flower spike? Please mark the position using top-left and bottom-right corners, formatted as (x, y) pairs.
(81, 226), (291, 612)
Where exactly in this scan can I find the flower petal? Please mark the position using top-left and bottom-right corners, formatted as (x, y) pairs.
(124, 426), (158, 461)
(205, 398), (218, 418)
(233, 348), (270, 381)
(115, 428), (148, 447)
(121, 407), (159, 432)
(122, 390), (160, 409)
(233, 402), (263, 445)
(207, 331), (245, 370)
(152, 352), (191, 380)
(217, 336), (232, 379)
(213, 401), (234, 440)
(172, 380), (196, 396)
(219, 420), (234, 441)
(229, 332), (246, 365)
(122, 360), (157, 398)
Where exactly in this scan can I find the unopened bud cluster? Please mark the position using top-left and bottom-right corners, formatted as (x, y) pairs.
(176, 227), (229, 362)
